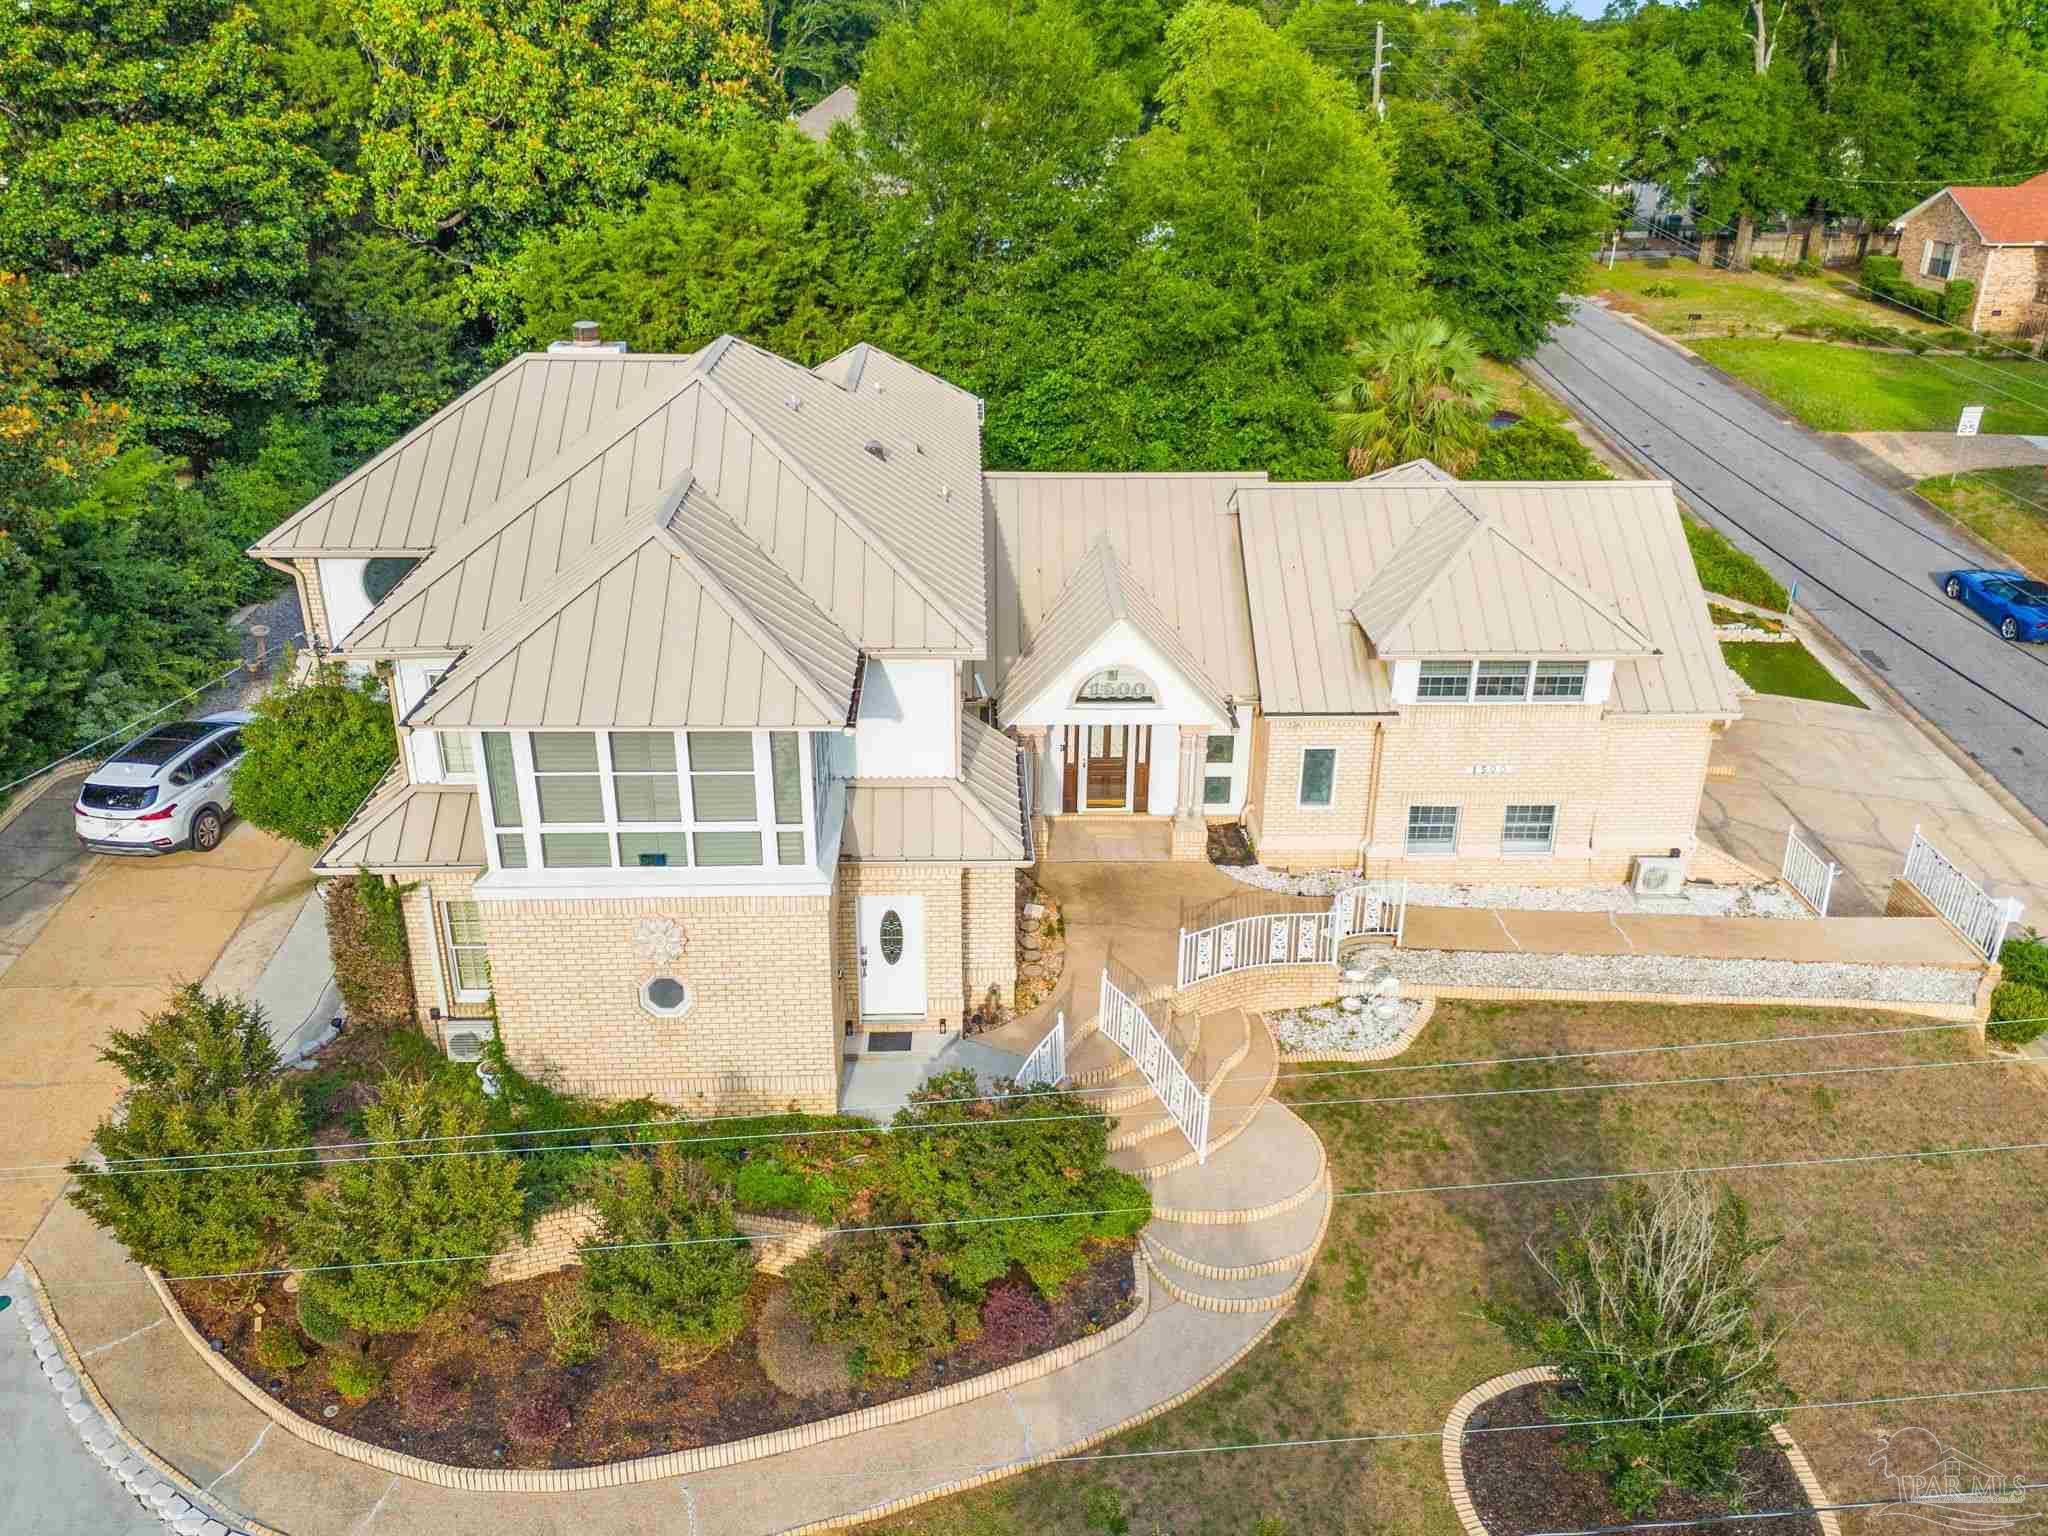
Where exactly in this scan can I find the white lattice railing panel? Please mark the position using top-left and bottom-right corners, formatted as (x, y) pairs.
(1177, 880), (1406, 987)
(1780, 825), (1838, 916)
(1903, 826), (2023, 961)
(1099, 971), (1211, 1163)
(1015, 1012), (1066, 1089)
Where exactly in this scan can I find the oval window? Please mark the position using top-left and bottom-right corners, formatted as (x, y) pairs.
(641, 976), (691, 1016)
(363, 557), (421, 605)
(879, 910), (904, 965)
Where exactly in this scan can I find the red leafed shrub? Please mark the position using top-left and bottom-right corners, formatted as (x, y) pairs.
(401, 1364), (469, 1426)
(506, 1389), (572, 1444)
(978, 1280), (1057, 1357)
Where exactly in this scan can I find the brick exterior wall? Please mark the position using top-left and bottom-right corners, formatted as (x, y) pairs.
(485, 1204), (827, 1284)
(1894, 192), (2048, 337)
(832, 862), (1018, 1029)
(1243, 708), (1718, 881)
(399, 875), (839, 1111)
(962, 866), (1019, 1018)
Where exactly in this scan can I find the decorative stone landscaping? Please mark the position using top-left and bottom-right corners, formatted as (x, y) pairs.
(1012, 873), (1067, 1014)
(1267, 998), (1431, 1061)
(1381, 945), (1981, 1007)
(1219, 862), (1813, 919)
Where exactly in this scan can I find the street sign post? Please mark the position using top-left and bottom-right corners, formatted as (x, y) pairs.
(1957, 405), (1986, 436)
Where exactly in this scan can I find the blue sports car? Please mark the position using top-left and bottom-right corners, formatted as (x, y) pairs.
(1942, 568), (2048, 642)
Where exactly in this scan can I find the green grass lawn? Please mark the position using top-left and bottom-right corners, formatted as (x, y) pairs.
(1599, 256), (1949, 340)
(1720, 638), (1866, 707)
(861, 1003), (2048, 1536)
(1916, 467), (2048, 580)
(1689, 337), (2048, 435)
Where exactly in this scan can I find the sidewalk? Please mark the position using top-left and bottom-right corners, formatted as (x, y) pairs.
(1400, 905), (1981, 968)
(1829, 430), (2048, 486)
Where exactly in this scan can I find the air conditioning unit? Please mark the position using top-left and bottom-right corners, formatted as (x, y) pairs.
(1631, 854), (1687, 897)
(442, 1020), (496, 1063)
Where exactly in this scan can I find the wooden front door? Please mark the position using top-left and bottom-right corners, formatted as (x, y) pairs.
(1085, 725), (1128, 808)
(1061, 726), (1079, 813)
(1131, 725), (1152, 810)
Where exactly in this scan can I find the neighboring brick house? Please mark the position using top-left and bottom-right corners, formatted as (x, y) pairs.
(251, 335), (1737, 1111)
(1889, 171), (2048, 336)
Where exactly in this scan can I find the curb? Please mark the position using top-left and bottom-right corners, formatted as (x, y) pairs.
(0, 758), (93, 835)
(8, 1260), (275, 1536)
(146, 1255), (1153, 1492)
(1439, 1365), (1841, 1536)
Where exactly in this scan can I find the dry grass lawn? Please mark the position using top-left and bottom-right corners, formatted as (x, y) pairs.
(864, 1001), (2048, 1536)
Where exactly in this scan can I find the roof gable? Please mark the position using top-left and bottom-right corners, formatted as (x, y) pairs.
(312, 771), (487, 875)
(1349, 494), (1660, 659)
(1946, 172), (2048, 245)
(410, 475), (860, 730)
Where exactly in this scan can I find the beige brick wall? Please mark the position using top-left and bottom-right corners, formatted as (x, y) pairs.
(401, 876), (838, 1111)
(1243, 707), (1718, 882)
(833, 862), (1015, 1028)
(486, 1204), (826, 1284)
(962, 866), (1019, 1017)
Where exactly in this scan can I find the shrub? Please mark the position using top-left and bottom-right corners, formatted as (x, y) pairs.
(68, 989), (311, 1305)
(755, 1286), (853, 1398)
(1996, 926), (2048, 986)
(1861, 254), (1905, 305)
(1484, 1175), (1790, 1518)
(325, 873), (418, 1027)
(1642, 280), (1681, 299)
(254, 1325), (310, 1371)
(232, 659), (397, 850)
(1469, 421), (1613, 483)
(787, 1230), (979, 1380)
(1986, 936), (2047, 1045)
(296, 1288), (348, 1349)
(327, 1351), (387, 1403)
(1789, 259), (1823, 279)
(878, 1070), (1150, 1296)
(1749, 254), (1781, 274)
(1941, 279), (1977, 326)
(1685, 517), (1789, 611)
(977, 1279), (1057, 1357)
(579, 1148), (753, 1356)
(292, 1074), (523, 1335)
(400, 1363), (469, 1425)
(542, 1278), (602, 1366)
(506, 1388), (572, 1444)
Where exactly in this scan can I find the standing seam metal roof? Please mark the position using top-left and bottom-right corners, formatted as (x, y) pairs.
(841, 715), (1028, 863)
(311, 771), (488, 874)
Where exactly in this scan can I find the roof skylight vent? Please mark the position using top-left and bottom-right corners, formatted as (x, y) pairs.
(786, 393), (802, 411)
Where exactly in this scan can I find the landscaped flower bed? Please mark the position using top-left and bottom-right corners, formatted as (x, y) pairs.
(172, 1245), (1138, 1470)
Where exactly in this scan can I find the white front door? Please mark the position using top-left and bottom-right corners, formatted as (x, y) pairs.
(858, 895), (926, 1019)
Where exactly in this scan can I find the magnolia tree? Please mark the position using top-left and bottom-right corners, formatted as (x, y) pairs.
(1485, 1174), (1793, 1517)
(232, 660), (397, 849)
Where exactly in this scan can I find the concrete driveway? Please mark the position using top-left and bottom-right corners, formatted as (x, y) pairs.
(0, 775), (311, 1271)
(1702, 688), (2048, 922)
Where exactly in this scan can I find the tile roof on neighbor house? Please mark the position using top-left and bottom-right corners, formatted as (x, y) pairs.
(841, 715), (1029, 864)
(339, 336), (986, 659)
(793, 84), (858, 143)
(250, 352), (701, 556)
(1896, 171), (2048, 245)
(313, 771), (487, 876)
(984, 472), (1266, 705)
(1235, 478), (1739, 719)
(996, 535), (1234, 725)
(408, 474), (862, 731)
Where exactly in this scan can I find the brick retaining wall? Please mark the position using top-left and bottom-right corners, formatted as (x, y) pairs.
(485, 1204), (830, 1285)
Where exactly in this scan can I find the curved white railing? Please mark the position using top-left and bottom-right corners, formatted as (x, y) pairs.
(1176, 880), (1406, 989)
(1014, 1011), (1067, 1089)
(1903, 827), (2023, 961)
(1099, 971), (1210, 1163)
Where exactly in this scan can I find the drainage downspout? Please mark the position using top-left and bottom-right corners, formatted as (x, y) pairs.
(256, 555), (320, 658)
(1356, 720), (1385, 876)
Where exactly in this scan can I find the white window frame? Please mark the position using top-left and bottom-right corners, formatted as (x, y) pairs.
(1501, 803), (1559, 855)
(1925, 240), (1956, 280)
(1409, 658), (1593, 705)
(1297, 745), (1339, 809)
(1405, 804), (1460, 855)
(1416, 660), (1474, 701)
(442, 899), (491, 1003)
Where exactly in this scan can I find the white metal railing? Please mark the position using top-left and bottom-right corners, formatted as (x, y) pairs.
(1780, 824), (1838, 916)
(1177, 880), (1406, 988)
(1014, 1010), (1066, 1089)
(1903, 825), (2024, 961)
(1099, 971), (1211, 1163)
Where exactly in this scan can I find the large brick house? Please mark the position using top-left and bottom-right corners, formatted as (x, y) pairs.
(1889, 170), (2048, 336)
(251, 332), (1737, 1109)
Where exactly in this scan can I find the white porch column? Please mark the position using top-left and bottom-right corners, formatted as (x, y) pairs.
(1170, 725), (1209, 860)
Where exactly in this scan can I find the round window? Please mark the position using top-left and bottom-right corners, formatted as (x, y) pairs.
(879, 910), (904, 965)
(362, 557), (421, 605)
(640, 976), (692, 1017)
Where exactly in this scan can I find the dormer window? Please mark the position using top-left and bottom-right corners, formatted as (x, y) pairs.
(1074, 667), (1157, 705)
(1410, 659), (1590, 703)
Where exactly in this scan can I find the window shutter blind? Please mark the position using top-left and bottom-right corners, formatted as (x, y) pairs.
(1922, 239), (1933, 275)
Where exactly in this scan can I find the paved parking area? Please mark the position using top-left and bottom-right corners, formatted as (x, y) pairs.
(0, 774), (309, 1271)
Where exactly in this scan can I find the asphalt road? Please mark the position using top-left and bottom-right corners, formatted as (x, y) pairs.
(1529, 301), (2048, 828)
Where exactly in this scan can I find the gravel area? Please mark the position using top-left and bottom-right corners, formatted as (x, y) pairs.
(1268, 998), (1427, 1057)
(1216, 862), (1813, 919)
(1382, 947), (1980, 1005)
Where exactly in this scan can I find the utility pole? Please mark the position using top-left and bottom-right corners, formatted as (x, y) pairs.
(1371, 21), (1385, 119)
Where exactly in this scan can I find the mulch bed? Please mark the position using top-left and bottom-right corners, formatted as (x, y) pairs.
(173, 1241), (1138, 1471)
(1207, 822), (1256, 867)
(1460, 1383), (1821, 1536)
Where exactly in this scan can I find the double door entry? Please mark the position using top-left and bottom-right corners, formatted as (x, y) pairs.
(1060, 723), (1153, 814)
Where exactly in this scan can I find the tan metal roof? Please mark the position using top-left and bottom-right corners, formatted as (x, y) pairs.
(997, 536), (1233, 724)
(250, 352), (700, 557)
(343, 338), (981, 659)
(1235, 480), (1740, 718)
(842, 715), (1028, 864)
(1348, 495), (1659, 659)
(792, 84), (858, 142)
(313, 773), (487, 875)
(410, 475), (861, 730)
(1359, 458), (1457, 484)
(985, 472), (1265, 704)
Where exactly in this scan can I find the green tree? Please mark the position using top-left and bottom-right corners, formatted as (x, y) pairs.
(578, 1148), (754, 1356)
(505, 126), (870, 361)
(768, 0), (906, 106)
(251, 0), (374, 167)
(1469, 420), (1614, 483)
(1485, 1176), (1791, 1518)
(0, 0), (352, 454)
(1327, 318), (1497, 477)
(232, 661), (398, 849)
(349, 0), (780, 306)
(294, 1074), (523, 1333)
(69, 987), (311, 1303)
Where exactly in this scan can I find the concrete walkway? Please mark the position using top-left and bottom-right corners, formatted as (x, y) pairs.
(1399, 904), (1980, 967)
(1830, 431), (2048, 485)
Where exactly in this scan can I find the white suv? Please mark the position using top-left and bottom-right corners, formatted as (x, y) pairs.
(73, 711), (254, 856)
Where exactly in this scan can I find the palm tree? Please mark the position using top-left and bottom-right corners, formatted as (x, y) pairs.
(1326, 317), (1499, 477)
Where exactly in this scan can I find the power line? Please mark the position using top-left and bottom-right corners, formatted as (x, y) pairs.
(34, 1047), (2024, 1185)
(1525, 1488), (2048, 1536)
